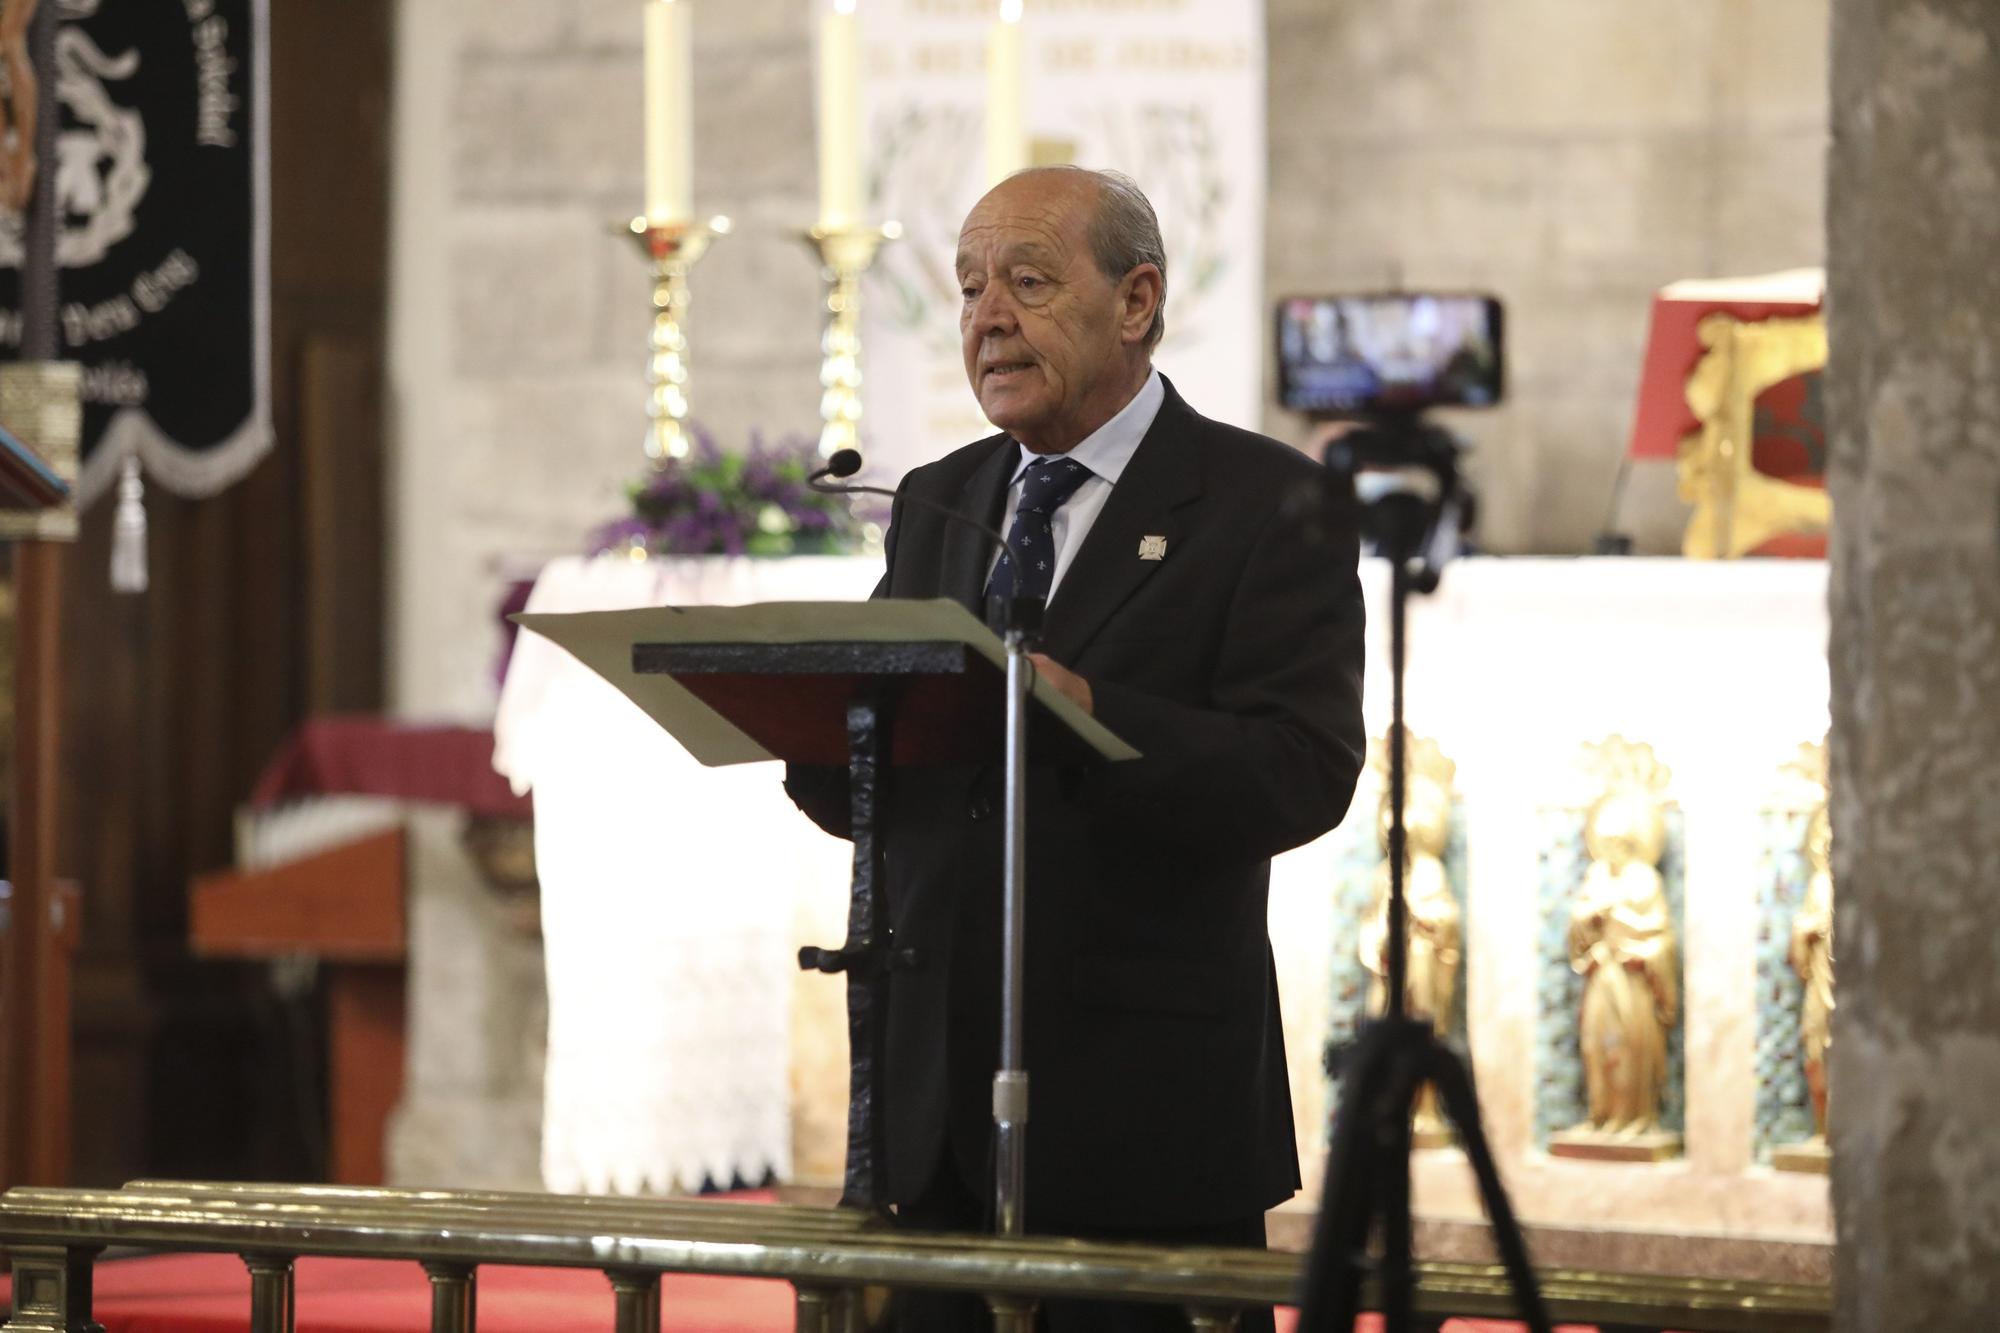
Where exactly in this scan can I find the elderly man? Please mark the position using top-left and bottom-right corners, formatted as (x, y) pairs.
(787, 166), (1365, 1331)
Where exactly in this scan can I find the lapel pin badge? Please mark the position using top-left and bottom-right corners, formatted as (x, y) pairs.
(1137, 535), (1168, 561)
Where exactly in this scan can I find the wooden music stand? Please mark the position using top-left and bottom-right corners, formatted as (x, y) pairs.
(516, 599), (1135, 1211)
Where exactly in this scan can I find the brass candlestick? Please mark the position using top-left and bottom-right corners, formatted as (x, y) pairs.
(627, 214), (731, 465)
(805, 221), (900, 461)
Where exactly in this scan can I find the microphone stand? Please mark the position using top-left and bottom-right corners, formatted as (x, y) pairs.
(813, 457), (1043, 1329)
(992, 592), (1036, 1236)
(990, 594), (1038, 1332)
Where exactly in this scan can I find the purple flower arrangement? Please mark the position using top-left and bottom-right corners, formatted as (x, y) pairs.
(590, 426), (869, 559)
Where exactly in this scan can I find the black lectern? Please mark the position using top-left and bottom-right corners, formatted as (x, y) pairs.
(515, 600), (1136, 1216)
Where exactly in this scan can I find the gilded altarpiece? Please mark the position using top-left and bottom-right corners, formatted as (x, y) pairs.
(1322, 775), (1469, 1140)
(1754, 743), (1831, 1169)
(1533, 807), (1688, 1150)
(1752, 808), (1819, 1161)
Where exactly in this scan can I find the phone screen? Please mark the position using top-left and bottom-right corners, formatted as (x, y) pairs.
(1275, 294), (1504, 415)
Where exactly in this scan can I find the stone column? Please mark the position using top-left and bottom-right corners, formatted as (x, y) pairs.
(1826, 2), (2000, 1327)
(385, 810), (547, 1188)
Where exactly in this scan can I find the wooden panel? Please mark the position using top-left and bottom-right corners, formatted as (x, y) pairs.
(55, 0), (393, 1186)
(28, 881), (79, 1186)
(326, 966), (404, 1185)
(0, 541), (70, 1188)
(189, 829), (405, 962)
(300, 338), (384, 715)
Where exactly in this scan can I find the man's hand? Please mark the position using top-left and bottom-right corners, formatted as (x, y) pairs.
(1029, 652), (1092, 715)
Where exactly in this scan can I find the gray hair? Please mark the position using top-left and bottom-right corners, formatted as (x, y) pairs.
(1010, 166), (1168, 348)
(1087, 170), (1168, 348)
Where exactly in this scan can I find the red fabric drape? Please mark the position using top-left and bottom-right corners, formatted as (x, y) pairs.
(248, 715), (531, 821)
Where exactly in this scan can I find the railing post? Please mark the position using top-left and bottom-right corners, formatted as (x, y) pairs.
(1185, 1307), (1242, 1332)
(604, 1268), (659, 1333)
(241, 1253), (295, 1333)
(2, 1244), (101, 1333)
(988, 1293), (1037, 1333)
(422, 1261), (477, 1333)
(793, 1285), (837, 1332)
(793, 1285), (868, 1332)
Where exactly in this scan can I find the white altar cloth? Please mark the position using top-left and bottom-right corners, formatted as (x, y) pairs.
(499, 552), (1831, 1226)
(494, 555), (874, 1195)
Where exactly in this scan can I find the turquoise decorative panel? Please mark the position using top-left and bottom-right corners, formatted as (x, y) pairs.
(1533, 807), (1687, 1147)
(1753, 809), (1818, 1161)
(1324, 802), (1470, 1121)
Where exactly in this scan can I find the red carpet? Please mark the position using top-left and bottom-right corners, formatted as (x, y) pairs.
(4, 1252), (793, 1331)
(0, 1254), (1602, 1333)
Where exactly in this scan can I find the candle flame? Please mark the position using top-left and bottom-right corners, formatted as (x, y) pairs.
(999, 0), (1023, 22)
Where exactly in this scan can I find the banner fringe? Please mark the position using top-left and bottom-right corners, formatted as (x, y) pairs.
(110, 452), (147, 594)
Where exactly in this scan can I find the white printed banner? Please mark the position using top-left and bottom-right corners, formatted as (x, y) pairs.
(849, 0), (1265, 484)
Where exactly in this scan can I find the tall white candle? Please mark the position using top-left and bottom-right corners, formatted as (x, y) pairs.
(817, 0), (863, 228)
(984, 0), (1027, 188)
(644, 0), (694, 225)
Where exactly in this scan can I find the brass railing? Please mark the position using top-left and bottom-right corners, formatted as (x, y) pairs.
(0, 1182), (1831, 1332)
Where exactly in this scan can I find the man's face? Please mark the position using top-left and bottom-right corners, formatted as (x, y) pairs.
(955, 174), (1143, 453)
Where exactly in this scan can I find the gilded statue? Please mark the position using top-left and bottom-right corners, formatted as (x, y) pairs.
(1788, 803), (1833, 1143)
(1356, 730), (1462, 1142)
(1561, 739), (1678, 1151)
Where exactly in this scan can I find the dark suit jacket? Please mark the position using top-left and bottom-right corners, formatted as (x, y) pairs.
(786, 377), (1366, 1230)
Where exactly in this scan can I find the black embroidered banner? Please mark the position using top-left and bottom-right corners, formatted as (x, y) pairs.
(0, 0), (268, 504)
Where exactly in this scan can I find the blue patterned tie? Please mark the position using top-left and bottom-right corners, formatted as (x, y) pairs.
(985, 455), (1094, 607)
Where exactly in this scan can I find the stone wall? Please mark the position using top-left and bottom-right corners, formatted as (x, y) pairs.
(390, 0), (1833, 720)
(1265, 0), (1829, 554)
(1826, 1), (2000, 1326)
(389, 0), (821, 722)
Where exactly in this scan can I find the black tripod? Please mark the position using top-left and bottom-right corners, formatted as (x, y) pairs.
(1296, 419), (1552, 1333)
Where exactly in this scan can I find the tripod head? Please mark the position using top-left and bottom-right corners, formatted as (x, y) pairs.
(1321, 412), (1474, 592)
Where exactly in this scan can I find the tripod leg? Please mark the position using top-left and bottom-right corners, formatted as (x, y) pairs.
(1370, 1031), (1436, 1333)
(1426, 1048), (1554, 1333)
(1376, 1079), (1416, 1331)
(1295, 1030), (1391, 1329)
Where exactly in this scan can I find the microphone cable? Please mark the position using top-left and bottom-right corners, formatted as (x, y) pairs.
(809, 447), (1047, 641)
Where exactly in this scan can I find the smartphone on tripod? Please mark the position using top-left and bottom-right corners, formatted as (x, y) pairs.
(1276, 292), (1504, 417)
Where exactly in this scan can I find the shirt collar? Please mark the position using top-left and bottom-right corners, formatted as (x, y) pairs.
(1008, 367), (1164, 487)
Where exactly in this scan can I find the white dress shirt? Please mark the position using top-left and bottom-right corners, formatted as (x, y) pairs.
(986, 368), (1165, 602)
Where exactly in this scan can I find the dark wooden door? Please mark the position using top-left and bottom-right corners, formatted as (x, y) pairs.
(50, 0), (393, 1187)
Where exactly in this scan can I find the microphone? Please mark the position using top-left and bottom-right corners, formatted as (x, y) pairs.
(809, 448), (1041, 637)
(811, 447), (866, 483)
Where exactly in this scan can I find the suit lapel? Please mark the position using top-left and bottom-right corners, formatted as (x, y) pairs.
(1041, 383), (1204, 662)
(937, 437), (1017, 613)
